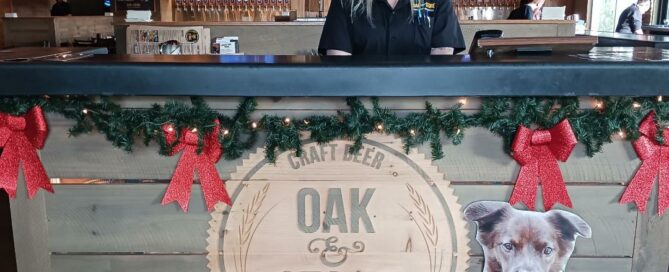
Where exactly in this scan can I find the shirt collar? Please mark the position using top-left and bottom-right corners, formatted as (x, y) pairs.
(375, 0), (410, 11)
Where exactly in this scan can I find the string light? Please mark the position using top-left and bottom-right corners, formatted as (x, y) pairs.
(659, 96), (664, 102)
(284, 117), (291, 124)
(222, 129), (230, 136)
(81, 108), (89, 114)
(166, 125), (174, 132)
(632, 102), (641, 109)
(303, 119), (310, 125)
(376, 123), (384, 131)
(456, 128), (462, 135)
(618, 130), (626, 138)
(191, 128), (198, 133)
(594, 100), (604, 109)
(251, 122), (258, 129)
(410, 129), (416, 136)
(458, 98), (468, 105)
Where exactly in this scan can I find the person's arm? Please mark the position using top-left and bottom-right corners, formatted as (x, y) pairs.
(318, 0), (353, 55)
(430, 0), (465, 55)
(326, 49), (352, 55)
(632, 8), (644, 34)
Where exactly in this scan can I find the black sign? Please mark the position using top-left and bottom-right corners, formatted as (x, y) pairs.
(115, 0), (154, 11)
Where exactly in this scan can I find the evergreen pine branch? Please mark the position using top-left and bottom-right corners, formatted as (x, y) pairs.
(1, 96), (666, 164)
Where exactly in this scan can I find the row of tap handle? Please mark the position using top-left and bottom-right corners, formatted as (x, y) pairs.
(454, 0), (523, 20)
(174, 0), (526, 21)
(174, 0), (291, 22)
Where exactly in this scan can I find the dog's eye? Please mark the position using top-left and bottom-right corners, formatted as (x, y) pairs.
(502, 243), (513, 251)
(543, 247), (553, 255)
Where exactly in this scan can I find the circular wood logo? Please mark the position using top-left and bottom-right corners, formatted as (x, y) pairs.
(207, 135), (470, 272)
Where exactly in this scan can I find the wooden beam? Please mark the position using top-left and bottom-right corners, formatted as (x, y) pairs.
(9, 175), (50, 272)
(632, 184), (669, 271)
(51, 255), (207, 272)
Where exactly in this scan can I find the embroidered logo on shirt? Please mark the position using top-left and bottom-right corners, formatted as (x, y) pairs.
(412, 0), (435, 26)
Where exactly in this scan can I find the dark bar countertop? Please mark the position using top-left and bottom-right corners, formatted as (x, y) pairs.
(643, 25), (669, 35)
(1, 47), (668, 97)
(586, 31), (669, 49)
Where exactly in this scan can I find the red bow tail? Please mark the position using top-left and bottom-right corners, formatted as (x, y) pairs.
(195, 153), (231, 211)
(509, 161), (539, 210)
(620, 154), (664, 213)
(539, 153), (573, 210)
(162, 145), (198, 212)
(620, 111), (669, 215)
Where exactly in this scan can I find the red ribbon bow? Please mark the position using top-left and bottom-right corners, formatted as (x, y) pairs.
(0, 106), (53, 198)
(510, 120), (577, 210)
(161, 120), (231, 212)
(620, 111), (669, 215)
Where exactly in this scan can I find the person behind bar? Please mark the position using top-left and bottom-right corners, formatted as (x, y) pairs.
(616, 0), (651, 34)
(508, 0), (544, 20)
(50, 0), (72, 16)
(318, 0), (465, 55)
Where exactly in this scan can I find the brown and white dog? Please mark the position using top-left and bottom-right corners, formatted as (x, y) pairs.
(464, 201), (592, 272)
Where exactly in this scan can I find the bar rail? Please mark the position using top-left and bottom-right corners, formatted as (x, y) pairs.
(1, 48), (668, 97)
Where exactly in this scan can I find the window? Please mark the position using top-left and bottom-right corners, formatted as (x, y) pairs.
(591, 0), (638, 32)
(660, 0), (669, 24)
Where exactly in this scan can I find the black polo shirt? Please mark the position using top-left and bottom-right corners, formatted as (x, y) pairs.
(318, 0), (465, 55)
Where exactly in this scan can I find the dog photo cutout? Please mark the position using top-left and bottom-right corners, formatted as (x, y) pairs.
(464, 201), (592, 272)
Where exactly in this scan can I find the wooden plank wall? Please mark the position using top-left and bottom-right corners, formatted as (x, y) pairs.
(9, 97), (669, 272)
(10, 0), (50, 16)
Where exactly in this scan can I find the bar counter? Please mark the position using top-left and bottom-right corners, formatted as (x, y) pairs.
(586, 31), (669, 49)
(112, 19), (577, 26)
(114, 19), (576, 54)
(0, 47), (668, 97)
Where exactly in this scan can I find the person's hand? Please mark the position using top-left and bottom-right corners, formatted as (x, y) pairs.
(533, 7), (542, 20)
(326, 49), (352, 56)
(431, 47), (454, 55)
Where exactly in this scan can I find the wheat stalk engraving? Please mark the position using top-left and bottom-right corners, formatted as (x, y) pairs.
(234, 183), (271, 272)
(404, 183), (442, 272)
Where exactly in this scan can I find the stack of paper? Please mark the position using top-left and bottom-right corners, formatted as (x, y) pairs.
(125, 10), (152, 22)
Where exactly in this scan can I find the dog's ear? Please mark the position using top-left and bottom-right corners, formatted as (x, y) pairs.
(464, 201), (511, 233)
(547, 210), (592, 240)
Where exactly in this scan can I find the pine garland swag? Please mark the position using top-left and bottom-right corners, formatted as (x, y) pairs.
(1, 96), (668, 163)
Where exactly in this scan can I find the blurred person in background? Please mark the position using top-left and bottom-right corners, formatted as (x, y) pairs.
(616, 0), (652, 34)
(50, 0), (72, 16)
(508, 0), (544, 20)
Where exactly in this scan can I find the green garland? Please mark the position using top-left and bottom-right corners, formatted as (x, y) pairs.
(1, 96), (667, 163)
